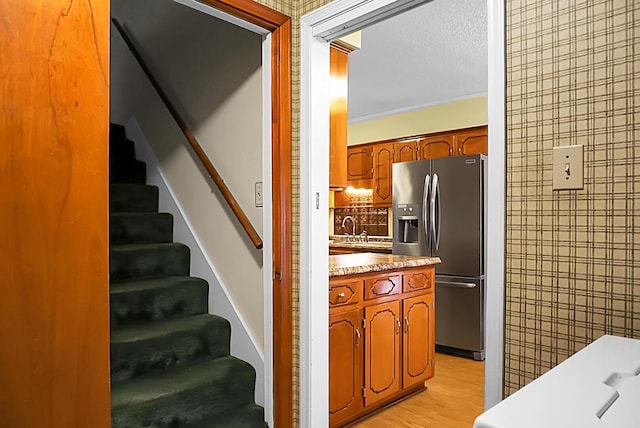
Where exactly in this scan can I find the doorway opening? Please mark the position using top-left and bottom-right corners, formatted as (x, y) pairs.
(109, 0), (292, 426)
(300, 0), (505, 426)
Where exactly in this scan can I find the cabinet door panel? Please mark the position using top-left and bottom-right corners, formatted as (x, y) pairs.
(347, 146), (373, 184)
(372, 143), (393, 206)
(417, 135), (454, 160)
(365, 301), (401, 407)
(455, 127), (488, 155)
(329, 279), (362, 307)
(403, 268), (434, 294)
(402, 293), (435, 388)
(329, 48), (348, 188)
(364, 274), (401, 300)
(329, 309), (363, 425)
(393, 141), (417, 163)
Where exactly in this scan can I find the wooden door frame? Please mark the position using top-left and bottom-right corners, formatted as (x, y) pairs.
(199, 1), (292, 426)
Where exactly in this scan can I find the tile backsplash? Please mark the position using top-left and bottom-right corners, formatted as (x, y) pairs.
(334, 207), (389, 237)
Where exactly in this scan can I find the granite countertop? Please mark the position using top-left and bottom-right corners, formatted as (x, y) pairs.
(329, 253), (441, 277)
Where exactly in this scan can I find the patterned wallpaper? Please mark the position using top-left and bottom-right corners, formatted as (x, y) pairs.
(505, 0), (640, 395)
(253, 0), (640, 420)
(254, 1), (336, 425)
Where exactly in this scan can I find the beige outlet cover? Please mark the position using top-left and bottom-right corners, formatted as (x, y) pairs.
(552, 145), (584, 190)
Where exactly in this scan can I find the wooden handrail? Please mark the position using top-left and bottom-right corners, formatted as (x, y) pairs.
(112, 18), (263, 250)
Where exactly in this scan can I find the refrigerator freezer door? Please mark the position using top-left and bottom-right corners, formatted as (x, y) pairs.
(430, 155), (484, 277)
(392, 160), (431, 256)
(435, 275), (484, 359)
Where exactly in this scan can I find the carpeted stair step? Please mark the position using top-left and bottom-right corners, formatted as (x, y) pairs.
(110, 158), (147, 184)
(110, 138), (136, 161)
(111, 314), (231, 384)
(110, 277), (209, 328)
(185, 404), (267, 428)
(110, 243), (190, 281)
(110, 183), (159, 213)
(110, 123), (127, 145)
(110, 212), (173, 245)
(111, 356), (257, 428)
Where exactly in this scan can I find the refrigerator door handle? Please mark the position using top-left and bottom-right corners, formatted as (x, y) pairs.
(422, 174), (431, 243)
(436, 280), (477, 289)
(431, 173), (441, 250)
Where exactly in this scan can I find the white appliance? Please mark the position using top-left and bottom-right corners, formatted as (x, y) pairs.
(474, 335), (640, 428)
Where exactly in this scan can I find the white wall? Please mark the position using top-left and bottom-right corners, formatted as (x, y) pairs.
(110, 0), (265, 356)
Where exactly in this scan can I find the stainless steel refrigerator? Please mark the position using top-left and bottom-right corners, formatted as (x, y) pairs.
(392, 154), (486, 360)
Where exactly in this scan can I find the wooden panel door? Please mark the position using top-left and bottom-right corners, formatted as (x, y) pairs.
(0, 0), (111, 426)
(329, 309), (363, 426)
(394, 141), (417, 163)
(455, 126), (488, 156)
(372, 143), (393, 206)
(417, 134), (455, 160)
(402, 293), (435, 389)
(329, 47), (348, 188)
(347, 145), (374, 186)
(365, 301), (401, 407)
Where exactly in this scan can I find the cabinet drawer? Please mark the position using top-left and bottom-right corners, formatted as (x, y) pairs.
(403, 269), (434, 293)
(364, 274), (401, 300)
(329, 280), (362, 307)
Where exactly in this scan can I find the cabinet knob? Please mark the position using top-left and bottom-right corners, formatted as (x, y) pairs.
(337, 292), (345, 298)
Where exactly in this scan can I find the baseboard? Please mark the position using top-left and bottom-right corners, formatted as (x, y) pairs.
(123, 117), (265, 406)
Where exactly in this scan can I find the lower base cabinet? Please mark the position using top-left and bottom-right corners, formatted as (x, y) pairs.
(329, 266), (435, 427)
(329, 309), (363, 424)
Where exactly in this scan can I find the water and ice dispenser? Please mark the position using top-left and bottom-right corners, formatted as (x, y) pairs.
(395, 203), (420, 244)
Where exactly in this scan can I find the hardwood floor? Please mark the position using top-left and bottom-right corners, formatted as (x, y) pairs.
(351, 353), (485, 428)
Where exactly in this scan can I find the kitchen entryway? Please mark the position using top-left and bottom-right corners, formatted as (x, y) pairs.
(351, 353), (484, 428)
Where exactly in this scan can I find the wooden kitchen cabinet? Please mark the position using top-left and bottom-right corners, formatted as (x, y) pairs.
(329, 47), (349, 188)
(417, 134), (455, 159)
(393, 140), (417, 163)
(455, 126), (488, 156)
(364, 300), (402, 406)
(372, 143), (393, 206)
(328, 265), (436, 427)
(402, 293), (435, 388)
(346, 145), (374, 187)
(329, 308), (363, 426)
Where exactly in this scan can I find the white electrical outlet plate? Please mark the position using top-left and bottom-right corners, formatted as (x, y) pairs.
(255, 182), (263, 207)
(553, 145), (584, 190)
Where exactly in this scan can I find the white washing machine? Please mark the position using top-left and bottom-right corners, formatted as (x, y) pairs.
(474, 335), (640, 428)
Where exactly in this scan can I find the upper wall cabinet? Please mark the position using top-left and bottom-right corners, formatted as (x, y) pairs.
(346, 144), (374, 187)
(455, 127), (488, 156)
(329, 46), (349, 188)
(372, 143), (393, 206)
(393, 140), (418, 163)
(417, 134), (455, 160)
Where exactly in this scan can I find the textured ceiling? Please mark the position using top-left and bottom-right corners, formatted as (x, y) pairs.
(347, 0), (487, 122)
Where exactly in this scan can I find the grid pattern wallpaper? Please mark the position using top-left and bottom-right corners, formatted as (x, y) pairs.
(506, 0), (640, 395)
(254, 1), (336, 425)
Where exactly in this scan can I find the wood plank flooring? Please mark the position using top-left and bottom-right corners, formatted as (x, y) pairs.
(351, 353), (485, 428)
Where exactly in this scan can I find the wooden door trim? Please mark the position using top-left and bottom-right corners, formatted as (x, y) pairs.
(200, 1), (293, 426)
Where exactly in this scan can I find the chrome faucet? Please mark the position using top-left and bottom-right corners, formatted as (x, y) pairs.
(341, 215), (356, 241)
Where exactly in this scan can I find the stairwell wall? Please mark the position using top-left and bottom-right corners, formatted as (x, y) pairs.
(110, 0), (265, 401)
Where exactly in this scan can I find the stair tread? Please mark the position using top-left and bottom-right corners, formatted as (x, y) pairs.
(111, 356), (253, 407)
(111, 314), (227, 342)
(110, 212), (171, 218)
(186, 404), (266, 428)
(110, 276), (206, 294)
(111, 242), (188, 251)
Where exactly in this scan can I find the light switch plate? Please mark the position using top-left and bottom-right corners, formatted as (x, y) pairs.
(553, 145), (584, 190)
(255, 182), (263, 207)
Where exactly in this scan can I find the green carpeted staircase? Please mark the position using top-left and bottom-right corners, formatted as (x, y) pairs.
(109, 123), (267, 428)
